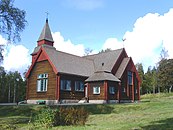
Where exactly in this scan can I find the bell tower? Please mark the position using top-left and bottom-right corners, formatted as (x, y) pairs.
(31, 19), (54, 63)
(37, 19), (54, 46)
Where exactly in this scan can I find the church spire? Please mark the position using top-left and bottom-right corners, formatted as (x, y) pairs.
(37, 19), (54, 46)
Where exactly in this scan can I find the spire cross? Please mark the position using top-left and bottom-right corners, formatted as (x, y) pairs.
(122, 38), (126, 48)
(45, 11), (49, 20)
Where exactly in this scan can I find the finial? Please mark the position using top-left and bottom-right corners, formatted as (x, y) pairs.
(122, 38), (126, 48)
(45, 11), (49, 22)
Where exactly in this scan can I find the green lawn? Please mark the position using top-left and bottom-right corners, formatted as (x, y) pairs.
(1, 93), (173, 130)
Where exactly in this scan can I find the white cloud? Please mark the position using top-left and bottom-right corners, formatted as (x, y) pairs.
(103, 8), (173, 72)
(0, 35), (7, 45)
(2, 44), (30, 74)
(102, 38), (123, 50)
(62, 0), (104, 11)
(52, 32), (85, 56)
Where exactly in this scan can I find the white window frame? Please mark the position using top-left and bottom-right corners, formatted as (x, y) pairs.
(93, 87), (100, 94)
(60, 79), (71, 91)
(75, 81), (84, 91)
(109, 86), (115, 94)
(37, 73), (48, 92)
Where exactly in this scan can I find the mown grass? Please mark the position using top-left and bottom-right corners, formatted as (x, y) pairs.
(1, 93), (173, 130)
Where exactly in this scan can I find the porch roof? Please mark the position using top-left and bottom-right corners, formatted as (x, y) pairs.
(85, 71), (120, 82)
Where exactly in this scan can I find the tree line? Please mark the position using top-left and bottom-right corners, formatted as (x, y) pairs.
(0, 67), (26, 103)
(136, 48), (173, 94)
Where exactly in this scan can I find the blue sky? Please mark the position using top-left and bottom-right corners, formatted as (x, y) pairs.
(1, 0), (173, 74)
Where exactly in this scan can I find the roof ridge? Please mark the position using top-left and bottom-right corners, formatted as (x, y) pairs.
(83, 48), (124, 57)
(43, 45), (94, 62)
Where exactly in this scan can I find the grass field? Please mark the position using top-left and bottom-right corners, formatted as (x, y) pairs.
(1, 93), (173, 130)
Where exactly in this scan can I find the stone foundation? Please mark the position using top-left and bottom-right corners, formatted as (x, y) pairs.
(27, 100), (59, 105)
(89, 100), (107, 104)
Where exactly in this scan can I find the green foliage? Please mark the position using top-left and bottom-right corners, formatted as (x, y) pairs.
(33, 107), (58, 128)
(142, 66), (157, 94)
(0, 69), (26, 103)
(157, 59), (173, 92)
(33, 106), (89, 128)
(136, 63), (161, 94)
(58, 107), (89, 126)
(0, 0), (27, 42)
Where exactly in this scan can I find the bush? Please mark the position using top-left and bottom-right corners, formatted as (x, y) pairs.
(33, 106), (89, 128)
(58, 107), (89, 126)
(33, 107), (58, 128)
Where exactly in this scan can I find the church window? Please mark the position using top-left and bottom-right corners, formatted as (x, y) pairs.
(37, 73), (48, 92)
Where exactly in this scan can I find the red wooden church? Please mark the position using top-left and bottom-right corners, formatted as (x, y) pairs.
(26, 19), (141, 104)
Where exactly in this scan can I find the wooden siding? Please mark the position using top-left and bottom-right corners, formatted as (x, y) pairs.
(59, 74), (86, 100)
(119, 59), (140, 101)
(27, 60), (56, 100)
(88, 82), (105, 100)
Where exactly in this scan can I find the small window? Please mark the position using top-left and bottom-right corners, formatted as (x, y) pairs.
(109, 86), (115, 94)
(37, 73), (48, 92)
(128, 71), (133, 85)
(75, 81), (84, 91)
(60, 80), (71, 91)
(122, 87), (126, 93)
(93, 87), (100, 94)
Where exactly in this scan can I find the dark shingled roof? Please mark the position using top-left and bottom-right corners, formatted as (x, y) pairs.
(31, 45), (126, 82)
(85, 71), (120, 82)
(84, 49), (123, 72)
(115, 57), (130, 79)
(31, 46), (41, 55)
(42, 45), (95, 77)
(31, 43), (128, 83)
(38, 19), (54, 42)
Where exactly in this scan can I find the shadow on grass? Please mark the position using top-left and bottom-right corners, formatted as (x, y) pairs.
(56, 104), (114, 115)
(83, 104), (114, 114)
(0, 105), (33, 117)
(141, 118), (173, 130)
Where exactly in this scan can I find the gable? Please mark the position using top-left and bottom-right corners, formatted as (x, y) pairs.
(84, 48), (124, 72)
(37, 51), (47, 62)
(26, 46), (58, 78)
(116, 57), (141, 82)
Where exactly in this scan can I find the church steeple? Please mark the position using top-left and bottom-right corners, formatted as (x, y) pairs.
(37, 19), (54, 46)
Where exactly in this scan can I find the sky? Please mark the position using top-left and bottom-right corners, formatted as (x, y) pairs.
(1, 0), (173, 75)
